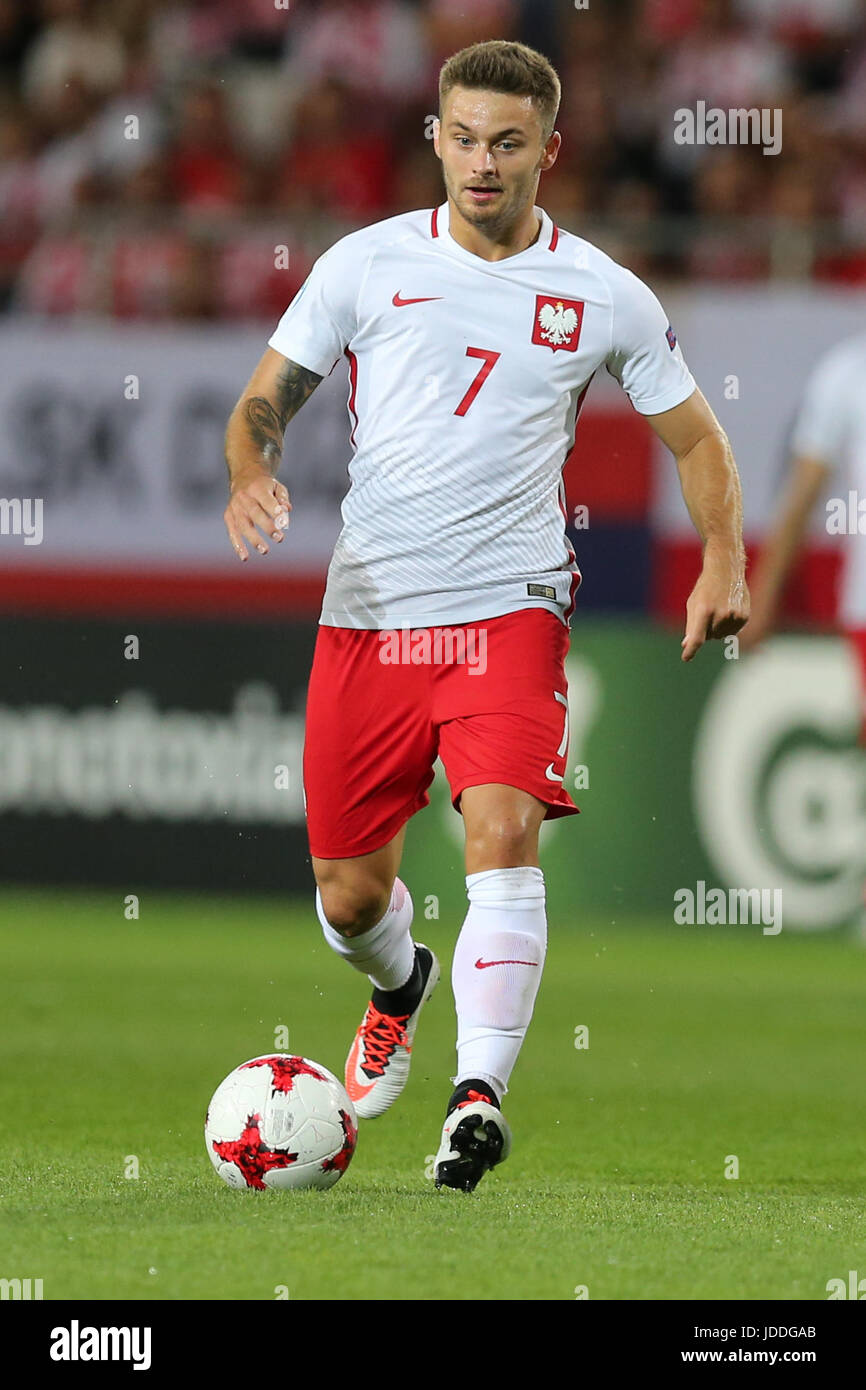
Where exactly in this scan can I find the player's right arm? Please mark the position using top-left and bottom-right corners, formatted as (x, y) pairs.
(224, 348), (323, 560)
(739, 454), (829, 650)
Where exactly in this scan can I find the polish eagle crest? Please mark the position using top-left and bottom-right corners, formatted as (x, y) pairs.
(532, 295), (584, 352)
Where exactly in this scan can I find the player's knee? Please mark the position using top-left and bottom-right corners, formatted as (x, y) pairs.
(465, 820), (538, 867)
(317, 880), (391, 937)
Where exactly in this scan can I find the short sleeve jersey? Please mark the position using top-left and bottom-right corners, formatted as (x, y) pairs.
(269, 200), (696, 629)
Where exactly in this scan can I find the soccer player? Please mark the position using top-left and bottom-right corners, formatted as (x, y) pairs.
(741, 331), (866, 735)
(224, 41), (749, 1192)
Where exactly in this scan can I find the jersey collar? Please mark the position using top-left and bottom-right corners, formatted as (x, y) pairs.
(431, 200), (557, 264)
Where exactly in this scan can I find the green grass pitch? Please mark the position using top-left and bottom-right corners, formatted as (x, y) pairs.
(1, 888), (864, 1301)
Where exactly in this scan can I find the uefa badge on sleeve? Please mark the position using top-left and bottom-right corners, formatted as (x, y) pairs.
(532, 295), (584, 352)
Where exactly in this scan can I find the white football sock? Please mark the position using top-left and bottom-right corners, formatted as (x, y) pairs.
(451, 866), (547, 1099)
(316, 876), (416, 993)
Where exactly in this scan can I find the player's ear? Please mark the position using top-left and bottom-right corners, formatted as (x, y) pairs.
(541, 129), (561, 171)
(432, 116), (442, 157)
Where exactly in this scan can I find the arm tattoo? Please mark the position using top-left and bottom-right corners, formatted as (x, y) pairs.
(242, 359), (323, 471)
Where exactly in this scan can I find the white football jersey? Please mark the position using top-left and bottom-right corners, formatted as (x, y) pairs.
(268, 199), (696, 629)
(790, 332), (866, 628)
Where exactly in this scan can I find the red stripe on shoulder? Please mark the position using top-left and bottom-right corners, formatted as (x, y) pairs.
(431, 207), (439, 238)
(549, 223), (559, 252)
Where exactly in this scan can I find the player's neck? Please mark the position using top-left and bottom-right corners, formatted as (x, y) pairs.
(446, 199), (542, 261)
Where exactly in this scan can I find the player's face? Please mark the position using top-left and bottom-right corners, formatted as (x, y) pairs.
(435, 87), (559, 238)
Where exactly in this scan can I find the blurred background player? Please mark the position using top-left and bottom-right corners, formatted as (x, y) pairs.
(742, 331), (866, 705)
(742, 331), (866, 913)
(223, 39), (748, 1191)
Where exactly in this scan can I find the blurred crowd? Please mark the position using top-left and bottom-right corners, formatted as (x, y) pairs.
(1, 0), (865, 319)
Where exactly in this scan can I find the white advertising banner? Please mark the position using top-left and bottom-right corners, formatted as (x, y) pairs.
(0, 323), (348, 571)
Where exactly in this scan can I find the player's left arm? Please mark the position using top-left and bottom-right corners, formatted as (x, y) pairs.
(646, 387), (749, 662)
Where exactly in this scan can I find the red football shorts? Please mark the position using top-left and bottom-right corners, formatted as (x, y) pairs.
(302, 607), (579, 859)
(848, 627), (866, 744)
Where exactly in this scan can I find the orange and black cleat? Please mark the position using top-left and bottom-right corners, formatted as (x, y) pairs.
(344, 945), (439, 1119)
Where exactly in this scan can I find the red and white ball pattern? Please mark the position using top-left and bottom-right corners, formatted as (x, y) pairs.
(205, 1054), (358, 1191)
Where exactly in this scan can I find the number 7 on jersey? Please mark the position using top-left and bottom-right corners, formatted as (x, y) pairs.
(454, 347), (501, 417)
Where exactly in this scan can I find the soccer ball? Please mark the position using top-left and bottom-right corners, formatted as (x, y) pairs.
(205, 1054), (358, 1191)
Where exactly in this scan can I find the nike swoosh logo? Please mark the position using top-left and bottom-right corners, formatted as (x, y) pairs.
(544, 763), (563, 782)
(392, 292), (443, 307)
(475, 957), (539, 970)
(344, 1036), (376, 1099)
(349, 1077), (375, 1099)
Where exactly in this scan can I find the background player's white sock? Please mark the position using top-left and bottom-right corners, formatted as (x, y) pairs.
(451, 866), (547, 1099)
(316, 877), (416, 993)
